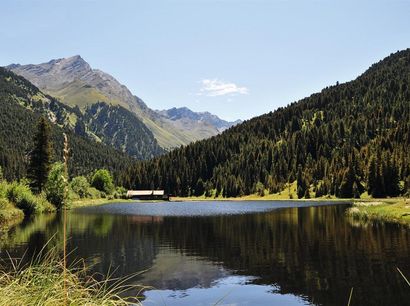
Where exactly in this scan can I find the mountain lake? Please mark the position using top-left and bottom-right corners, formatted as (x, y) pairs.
(1, 201), (409, 306)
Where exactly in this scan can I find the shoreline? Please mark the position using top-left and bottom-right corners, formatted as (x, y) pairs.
(347, 198), (410, 226)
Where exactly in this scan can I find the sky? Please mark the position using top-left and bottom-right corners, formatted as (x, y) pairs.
(1, 0), (409, 121)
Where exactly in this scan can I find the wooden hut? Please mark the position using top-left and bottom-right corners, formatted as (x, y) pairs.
(126, 190), (169, 201)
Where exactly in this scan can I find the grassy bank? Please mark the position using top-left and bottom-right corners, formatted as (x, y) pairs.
(347, 198), (410, 226)
(0, 180), (55, 232)
(171, 181), (342, 202)
(0, 200), (24, 231)
(0, 249), (143, 306)
(71, 198), (130, 208)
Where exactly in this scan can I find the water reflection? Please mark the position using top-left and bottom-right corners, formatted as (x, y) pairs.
(0, 202), (409, 306)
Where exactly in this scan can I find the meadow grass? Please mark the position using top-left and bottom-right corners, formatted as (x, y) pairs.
(347, 198), (410, 226)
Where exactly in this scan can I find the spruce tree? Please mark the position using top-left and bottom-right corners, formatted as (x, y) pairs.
(28, 117), (52, 193)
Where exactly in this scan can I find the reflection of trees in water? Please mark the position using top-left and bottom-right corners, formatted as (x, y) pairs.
(2, 205), (410, 306)
(156, 206), (410, 306)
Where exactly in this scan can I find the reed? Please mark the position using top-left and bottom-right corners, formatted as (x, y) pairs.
(0, 245), (146, 306)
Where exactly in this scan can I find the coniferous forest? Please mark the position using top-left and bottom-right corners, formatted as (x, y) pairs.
(122, 49), (410, 198)
(1, 50), (410, 199)
(0, 67), (133, 184)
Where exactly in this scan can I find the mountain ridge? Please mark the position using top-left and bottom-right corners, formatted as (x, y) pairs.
(158, 107), (241, 132)
(7, 56), (239, 149)
(0, 66), (133, 182)
(123, 49), (410, 199)
(0, 66), (164, 160)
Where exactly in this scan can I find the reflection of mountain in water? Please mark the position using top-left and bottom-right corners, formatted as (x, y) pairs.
(1, 204), (409, 306)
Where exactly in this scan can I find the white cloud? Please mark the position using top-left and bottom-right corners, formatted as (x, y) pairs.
(197, 79), (248, 97)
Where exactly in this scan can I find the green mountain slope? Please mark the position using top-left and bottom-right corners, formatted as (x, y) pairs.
(0, 67), (164, 160)
(0, 67), (134, 182)
(7, 56), (232, 149)
(124, 49), (410, 198)
(83, 102), (164, 158)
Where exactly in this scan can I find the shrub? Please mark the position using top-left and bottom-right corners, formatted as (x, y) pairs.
(0, 181), (9, 199)
(91, 169), (114, 195)
(0, 198), (24, 226)
(0, 198), (8, 210)
(7, 182), (44, 214)
(114, 186), (127, 199)
(45, 163), (69, 209)
(86, 187), (102, 199)
(70, 176), (90, 199)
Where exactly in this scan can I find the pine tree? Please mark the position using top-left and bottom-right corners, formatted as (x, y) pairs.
(296, 165), (306, 199)
(194, 178), (205, 196)
(339, 167), (355, 198)
(352, 182), (361, 199)
(28, 117), (52, 193)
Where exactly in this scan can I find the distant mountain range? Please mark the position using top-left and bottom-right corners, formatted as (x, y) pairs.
(7, 56), (240, 149)
(159, 107), (241, 133)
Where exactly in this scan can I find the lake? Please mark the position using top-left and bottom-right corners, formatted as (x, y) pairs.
(1, 201), (409, 306)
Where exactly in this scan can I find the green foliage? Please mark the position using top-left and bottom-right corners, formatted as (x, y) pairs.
(0, 181), (7, 199)
(0, 198), (24, 226)
(0, 166), (3, 181)
(125, 49), (410, 199)
(91, 169), (114, 195)
(113, 186), (127, 199)
(255, 182), (265, 197)
(27, 117), (52, 194)
(194, 178), (205, 196)
(6, 182), (53, 214)
(339, 167), (355, 198)
(86, 187), (102, 199)
(70, 176), (90, 199)
(45, 162), (69, 209)
(0, 67), (133, 185)
(84, 102), (164, 159)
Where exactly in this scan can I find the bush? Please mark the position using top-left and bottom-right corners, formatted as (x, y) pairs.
(0, 181), (8, 199)
(91, 169), (114, 195)
(86, 187), (101, 199)
(7, 182), (46, 214)
(45, 163), (69, 209)
(70, 176), (90, 199)
(0, 198), (24, 226)
(114, 186), (127, 199)
(0, 198), (8, 210)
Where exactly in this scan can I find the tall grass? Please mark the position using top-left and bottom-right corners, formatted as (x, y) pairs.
(0, 246), (146, 306)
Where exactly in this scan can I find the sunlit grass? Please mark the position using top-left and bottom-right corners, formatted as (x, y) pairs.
(0, 245), (147, 306)
(347, 198), (410, 226)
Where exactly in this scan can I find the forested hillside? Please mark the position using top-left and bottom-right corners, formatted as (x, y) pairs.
(0, 67), (133, 183)
(0, 67), (163, 160)
(123, 49), (410, 198)
(83, 102), (164, 158)
(8, 56), (237, 149)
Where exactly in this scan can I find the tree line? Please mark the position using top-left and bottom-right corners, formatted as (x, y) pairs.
(121, 49), (410, 198)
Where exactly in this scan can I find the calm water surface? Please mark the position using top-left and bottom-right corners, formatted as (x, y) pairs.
(1, 201), (409, 306)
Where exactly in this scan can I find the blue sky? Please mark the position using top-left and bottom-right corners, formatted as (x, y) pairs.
(1, 0), (409, 121)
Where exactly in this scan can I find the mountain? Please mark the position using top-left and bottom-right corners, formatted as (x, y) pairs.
(123, 49), (410, 199)
(0, 67), (133, 183)
(7, 57), (238, 149)
(159, 107), (241, 133)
